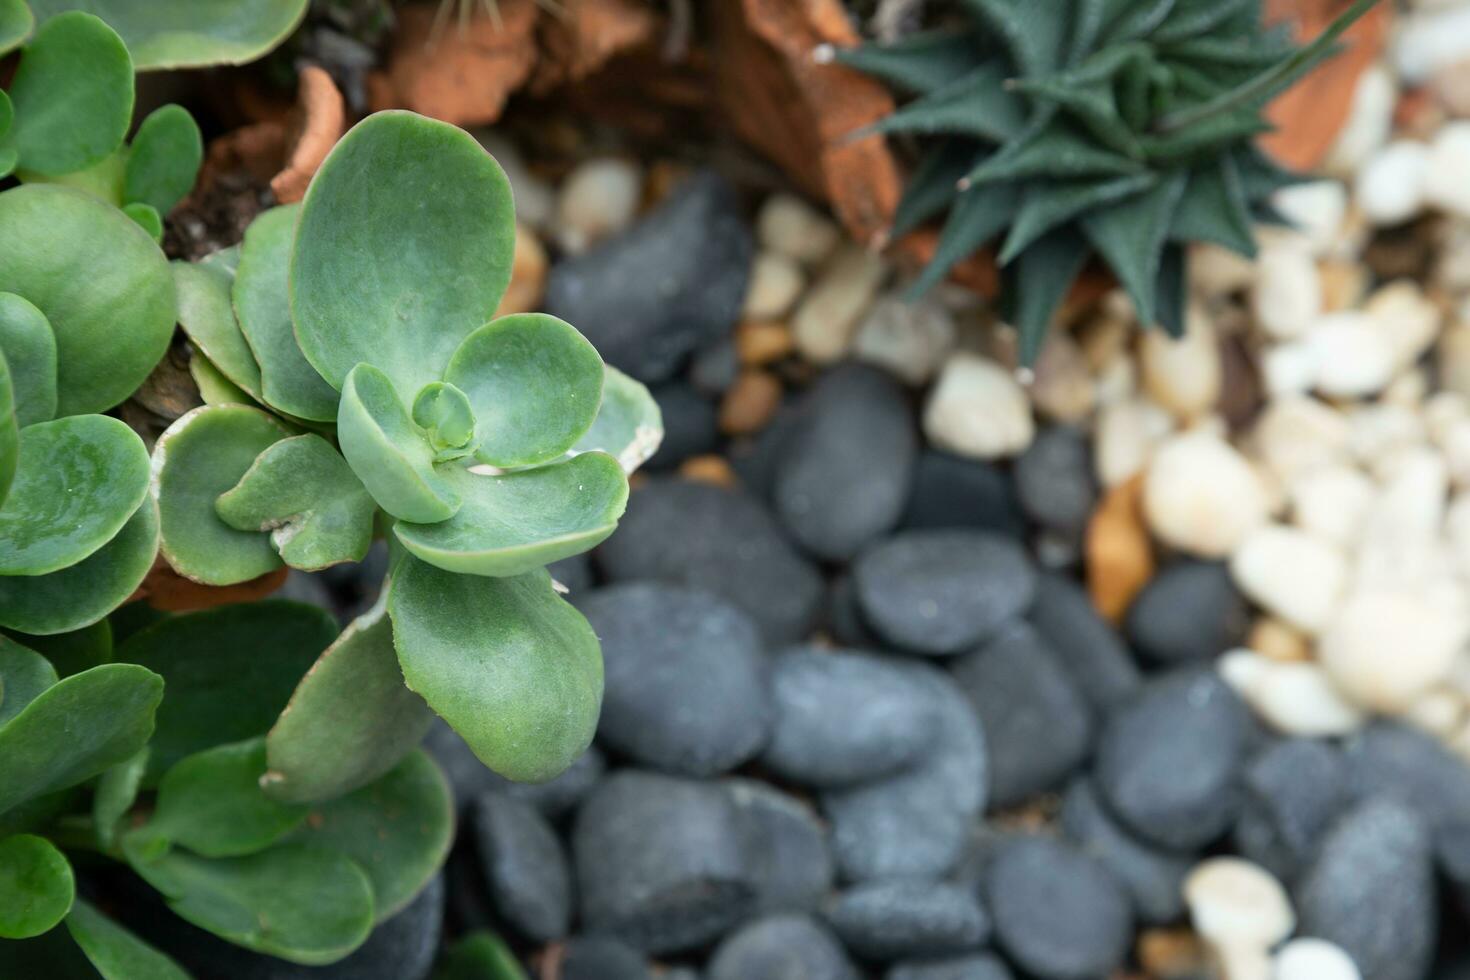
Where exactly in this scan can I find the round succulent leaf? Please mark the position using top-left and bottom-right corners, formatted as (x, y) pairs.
(0, 1), (31, 56)
(0, 663), (163, 815)
(438, 933), (529, 980)
(388, 557), (602, 783)
(0, 291), (58, 426)
(411, 381), (477, 455)
(189, 353), (255, 407)
(1, 12), (132, 177)
(173, 258), (261, 398)
(286, 750), (451, 922)
(290, 111), (515, 396)
(233, 204), (339, 422)
(122, 202), (163, 243)
(0, 350), (15, 508)
(215, 434), (375, 572)
(92, 747), (147, 851)
(337, 363), (460, 524)
(28, 0), (309, 69)
(265, 603), (435, 805)
(65, 899), (191, 980)
(138, 738), (306, 859)
(393, 451), (628, 578)
(0, 494), (159, 636)
(442, 313), (603, 468)
(0, 637), (58, 726)
(570, 364), (664, 475)
(7, 620), (111, 677)
(0, 834), (74, 939)
(116, 601), (337, 781)
(23, 148), (127, 205)
(123, 104), (202, 216)
(153, 406), (293, 586)
(0, 184), (175, 416)
(123, 842), (373, 965)
(0, 414), (149, 576)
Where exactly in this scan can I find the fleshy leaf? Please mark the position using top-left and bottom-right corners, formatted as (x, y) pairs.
(93, 748), (148, 851)
(1008, 229), (1092, 365)
(1155, 243), (1188, 338)
(337, 363), (460, 524)
(907, 180), (1018, 299)
(0, 663), (163, 815)
(0, 185), (175, 416)
(291, 111), (516, 397)
(394, 451), (628, 578)
(1, 12), (132, 177)
(189, 354), (255, 407)
(963, 0), (1069, 76)
(0, 0), (31, 56)
(287, 751), (452, 922)
(998, 172), (1155, 265)
(0, 834), (74, 939)
(865, 63), (1025, 143)
(1169, 156), (1255, 255)
(888, 141), (973, 241)
(28, 0), (310, 70)
(138, 738), (306, 858)
(411, 381), (478, 459)
(5, 621), (110, 678)
(388, 557), (602, 783)
(65, 899), (191, 980)
(216, 435), (375, 571)
(832, 29), (986, 95)
(265, 602), (435, 805)
(0, 415), (149, 576)
(124, 104), (202, 216)
(1081, 172), (1188, 328)
(154, 406), (292, 586)
(570, 365), (663, 475)
(173, 260), (262, 400)
(234, 204), (338, 422)
(123, 202), (163, 242)
(124, 842), (373, 965)
(0, 292), (58, 426)
(0, 495), (159, 636)
(443, 313), (604, 468)
(0, 637), (57, 726)
(437, 932), (529, 980)
(116, 600), (337, 780)
(966, 118), (1145, 185)
(0, 350), (15, 508)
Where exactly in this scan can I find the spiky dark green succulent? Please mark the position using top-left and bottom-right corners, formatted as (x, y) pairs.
(836, 0), (1380, 360)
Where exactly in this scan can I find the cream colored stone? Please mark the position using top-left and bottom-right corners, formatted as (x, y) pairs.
(1028, 332), (1096, 423)
(1230, 525), (1348, 633)
(1095, 398), (1174, 487)
(741, 251), (805, 321)
(1252, 396), (1352, 484)
(1348, 403), (1428, 465)
(1273, 938), (1362, 980)
(1289, 465), (1375, 548)
(1353, 140), (1430, 226)
(852, 294), (956, 385)
(1191, 242), (1257, 297)
(1272, 181), (1348, 256)
(1253, 245), (1321, 340)
(1237, 656), (1367, 737)
(1144, 432), (1270, 557)
(757, 193), (841, 266)
(1404, 687), (1467, 738)
(792, 245), (888, 364)
(1319, 592), (1469, 712)
(554, 157), (642, 253)
(922, 353), (1033, 460)
(1140, 305), (1221, 419)
(1325, 65), (1397, 177)
(1365, 279), (1442, 371)
(1261, 342), (1320, 397)
(1184, 857), (1295, 947)
(1310, 311), (1397, 398)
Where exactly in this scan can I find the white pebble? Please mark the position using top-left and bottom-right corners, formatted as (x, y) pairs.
(554, 158), (642, 254)
(1289, 465), (1374, 548)
(1230, 525), (1347, 634)
(1348, 403), (1427, 466)
(1324, 65), (1397, 177)
(922, 353), (1033, 460)
(1028, 333), (1096, 423)
(1439, 322), (1470, 399)
(1226, 652), (1366, 737)
(1365, 279), (1442, 372)
(1261, 341), (1320, 397)
(1253, 245), (1321, 340)
(852, 294), (957, 385)
(1191, 243), (1258, 297)
(1252, 396), (1351, 484)
(1273, 938), (1362, 980)
(1095, 398), (1174, 486)
(1140, 305), (1221, 419)
(1310, 311), (1396, 398)
(741, 251), (805, 321)
(1319, 592), (1469, 712)
(1144, 431), (1269, 557)
(1425, 122), (1470, 219)
(1404, 687), (1466, 738)
(1394, 6), (1470, 84)
(757, 193), (841, 266)
(1353, 141), (1430, 227)
(791, 245), (888, 364)
(1184, 857), (1295, 948)
(1272, 181), (1347, 256)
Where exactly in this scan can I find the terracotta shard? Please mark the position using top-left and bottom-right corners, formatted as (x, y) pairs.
(271, 65), (347, 205)
(531, 0), (658, 95)
(130, 557), (289, 612)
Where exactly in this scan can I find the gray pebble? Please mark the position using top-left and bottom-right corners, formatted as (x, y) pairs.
(1060, 778), (1191, 925)
(1342, 721), (1470, 833)
(472, 792), (571, 942)
(901, 451), (1025, 537)
(1013, 427), (1096, 535)
(1234, 738), (1350, 883)
(707, 915), (858, 980)
(727, 778), (834, 914)
(1124, 560), (1250, 665)
(1026, 573), (1140, 712)
(886, 953), (1015, 980)
(560, 936), (651, 980)
(425, 720), (605, 818)
(826, 881), (989, 961)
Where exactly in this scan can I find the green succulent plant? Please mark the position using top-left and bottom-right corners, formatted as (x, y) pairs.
(836, 0), (1381, 359)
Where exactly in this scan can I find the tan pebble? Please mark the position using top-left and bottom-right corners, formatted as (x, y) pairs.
(741, 251), (806, 321)
(493, 222), (548, 317)
(1029, 332), (1096, 423)
(791, 245), (887, 364)
(678, 454), (737, 488)
(1086, 475), (1154, 624)
(735, 321), (795, 366)
(1248, 617), (1311, 662)
(1136, 927), (1212, 979)
(719, 370), (782, 435)
(1140, 304), (1222, 420)
(1318, 258), (1366, 311)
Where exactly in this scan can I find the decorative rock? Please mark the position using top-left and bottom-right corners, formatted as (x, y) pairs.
(547, 552), (594, 595)
(1126, 560), (1249, 665)
(690, 337), (741, 395)
(758, 193), (841, 266)
(573, 771), (756, 953)
(544, 171), (752, 383)
(742, 251), (806, 320)
(1095, 669), (1251, 850)
(1365, 279), (1442, 372)
(425, 721), (605, 817)
(472, 792), (572, 942)
(1272, 181), (1348, 256)
(1248, 616), (1311, 662)
(853, 530), (1037, 656)
(719, 369), (782, 435)
(853, 294), (958, 385)
(824, 573), (882, 649)
(1273, 938), (1362, 980)
(886, 952), (1015, 980)
(708, 915), (857, 980)
(986, 836), (1133, 980)
(727, 778), (833, 913)
(1085, 475), (1155, 623)
(1234, 738), (1350, 884)
(923, 354), (1034, 460)
(560, 936), (650, 980)
(1318, 592), (1467, 712)
(822, 663), (986, 882)
(648, 383), (719, 469)
(1309, 311), (1396, 398)
(1341, 722), (1470, 832)
(901, 450), (1025, 537)
(1013, 426), (1096, 536)
(1324, 64), (1396, 176)
(1182, 857), (1294, 948)
(793, 244), (888, 364)
(1253, 396), (1351, 484)
(1252, 244), (1321, 340)
(1220, 652), (1365, 738)
(1297, 798), (1436, 980)
(772, 364), (917, 561)
(1094, 397), (1174, 487)
(736, 320), (796, 365)
(826, 882), (989, 961)
(554, 157), (642, 254)
(1353, 140), (1430, 226)
(1061, 779), (1191, 926)
(1228, 525), (1347, 634)
(951, 623), (1093, 808)
(578, 583), (771, 777)
(762, 647), (940, 788)
(1028, 572), (1142, 713)
(1288, 465), (1374, 548)
(1143, 431), (1270, 558)
(597, 479), (823, 643)
(1029, 333), (1095, 423)
(1140, 308), (1221, 419)
(1427, 124), (1470, 218)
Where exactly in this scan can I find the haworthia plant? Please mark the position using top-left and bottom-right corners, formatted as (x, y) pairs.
(838, 0), (1382, 359)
